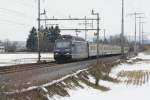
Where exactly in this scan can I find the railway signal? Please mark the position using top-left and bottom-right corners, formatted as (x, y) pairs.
(94, 32), (97, 36)
(38, 32), (44, 40)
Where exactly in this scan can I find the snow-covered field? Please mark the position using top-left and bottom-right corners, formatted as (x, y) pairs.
(0, 53), (54, 66)
(58, 53), (150, 100)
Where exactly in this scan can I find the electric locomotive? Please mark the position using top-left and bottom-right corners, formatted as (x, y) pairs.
(54, 35), (129, 62)
(54, 35), (88, 62)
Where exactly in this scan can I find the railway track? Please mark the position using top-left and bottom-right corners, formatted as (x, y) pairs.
(0, 55), (124, 75)
(0, 62), (58, 75)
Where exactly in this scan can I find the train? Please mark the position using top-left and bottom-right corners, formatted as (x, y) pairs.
(54, 35), (129, 62)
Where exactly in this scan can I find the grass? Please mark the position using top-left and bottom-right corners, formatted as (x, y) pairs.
(117, 70), (150, 86)
(144, 45), (150, 52)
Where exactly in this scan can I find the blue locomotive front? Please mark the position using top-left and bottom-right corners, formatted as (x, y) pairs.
(54, 35), (89, 62)
(54, 39), (72, 61)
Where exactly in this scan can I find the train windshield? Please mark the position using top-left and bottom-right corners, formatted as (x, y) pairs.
(56, 41), (70, 48)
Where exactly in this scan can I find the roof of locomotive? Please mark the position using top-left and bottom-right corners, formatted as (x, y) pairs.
(56, 35), (85, 42)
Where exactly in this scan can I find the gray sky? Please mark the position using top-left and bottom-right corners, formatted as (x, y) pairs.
(0, 0), (149, 41)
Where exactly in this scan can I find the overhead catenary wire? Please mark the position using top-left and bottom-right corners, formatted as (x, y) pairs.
(0, 6), (36, 27)
(5, 0), (36, 8)
(0, 7), (35, 20)
(0, 19), (32, 27)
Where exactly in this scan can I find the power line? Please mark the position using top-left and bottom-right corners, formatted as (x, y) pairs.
(8, 0), (36, 8)
(56, 28), (97, 31)
(0, 19), (32, 26)
(0, 7), (35, 20)
(40, 18), (98, 21)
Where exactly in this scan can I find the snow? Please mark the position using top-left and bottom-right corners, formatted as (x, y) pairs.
(59, 84), (150, 100)
(58, 52), (150, 100)
(133, 52), (150, 60)
(0, 53), (54, 66)
(112, 53), (150, 73)
(38, 86), (48, 93)
(88, 75), (96, 84)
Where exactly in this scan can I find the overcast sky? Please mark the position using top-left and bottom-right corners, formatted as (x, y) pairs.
(0, 0), (149, 41)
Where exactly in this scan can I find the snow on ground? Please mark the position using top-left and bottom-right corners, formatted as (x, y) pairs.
(58, 52), (150, 100)
(59, 84), (150, 100)
(112, 53), (150, 74)
(0, 53), (54, 66)
(133, 52), (150, 60)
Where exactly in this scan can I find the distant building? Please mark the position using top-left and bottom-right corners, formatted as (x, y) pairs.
(0, 42), (5, 53)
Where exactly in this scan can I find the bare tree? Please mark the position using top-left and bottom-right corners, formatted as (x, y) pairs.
(4, 39), (18, 52)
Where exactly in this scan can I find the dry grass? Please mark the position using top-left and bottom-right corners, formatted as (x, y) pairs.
(88, 60), (120, 85)
(77, 72), (110, 91)
(117, 70), (150, 86)
(144, 45), (150, 52)
(47, 84), (69, 97)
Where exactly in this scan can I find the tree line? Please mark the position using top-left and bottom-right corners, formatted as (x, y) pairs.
(26, 26), (61, 52)
(26, 27), (135, 53)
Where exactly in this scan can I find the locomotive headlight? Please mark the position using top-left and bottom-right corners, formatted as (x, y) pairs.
(55, 53), (58, 55)
(66, 53), (70, 55)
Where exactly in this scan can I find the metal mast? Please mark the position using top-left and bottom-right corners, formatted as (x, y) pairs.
(37, 0), (41, 62)
(121, 0), (125, 58)
(141, 22), (145, 50)
(137, 16), (145, 51)
(85, 16), (87, 41)
(129, 12), (144, 55)
(92, 10), (100, 64)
